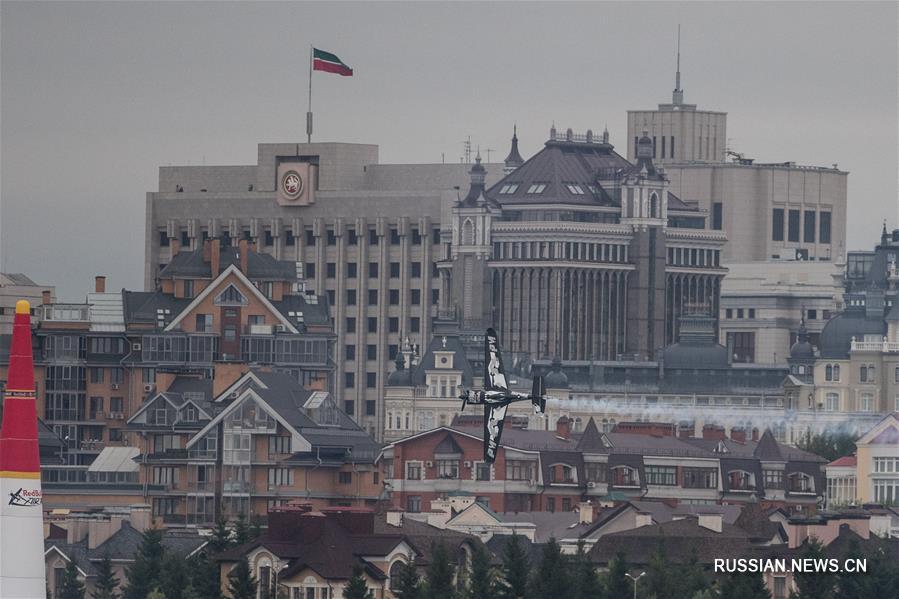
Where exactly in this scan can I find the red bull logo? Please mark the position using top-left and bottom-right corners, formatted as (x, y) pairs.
(7, 487), (42, 507)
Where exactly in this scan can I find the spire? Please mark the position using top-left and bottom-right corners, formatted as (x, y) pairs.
(882, 219), (889, 245)
(504, 124), (524, 173)
(672, 24), (684, 105)
(602, 123), (610, 144)
(797, 315), (808, 343)
(460, 151), (487, 205)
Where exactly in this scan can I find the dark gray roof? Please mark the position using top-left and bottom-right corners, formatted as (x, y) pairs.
(576, 418), (608, 453)
(662, 341), (730, 369)
(272, 294), (331, 327)
(819, 311), (887, 358)
(159, 247), (296, 280)
(122, 290), (191, 327)
(410, 335), (475, 387)
(485, 139), (632, 207)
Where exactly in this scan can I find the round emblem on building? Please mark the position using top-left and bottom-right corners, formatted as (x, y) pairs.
(282, 171), (303, 199)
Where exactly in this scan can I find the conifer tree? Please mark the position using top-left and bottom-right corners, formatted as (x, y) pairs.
(527, 538), (568, 599)
(123, 528), (166, 599)
(644, 541), (676, 599)
(58, 558), (86, 599)
(677, 547), (708, 598)
(570, 540), (603, 599)
(189, 551), (223, 599)
(227, 559), (257, 599)
(719, 571), (771, 599)
(208, 516), (232, 554)
(91, 555), (120, 599)
(392, 560), (422, 599)
(160, 552), (191, 599)
(343, 566), (375, 599)
(424, 541), (456, 599)
(465, 544), (494, 599)
(496, 534), (529, 599)
(602, 552), (630, 599)
(233, 513), (251, 546)
(790, 538), (835, 599)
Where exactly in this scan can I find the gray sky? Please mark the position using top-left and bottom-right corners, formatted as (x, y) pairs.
(2, 1), (897, 299)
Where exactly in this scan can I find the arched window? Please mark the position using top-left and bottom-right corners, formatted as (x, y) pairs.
(833, 364), (840, 381)
(825, 392), (840, 411)
(788, 472), (814, 493)
(650, 193), (659, 218)
(825, 365), (833, 381)
(610, 465), (639, 487)
(461, 219), (475, 245)
(389, 560), (406, 592)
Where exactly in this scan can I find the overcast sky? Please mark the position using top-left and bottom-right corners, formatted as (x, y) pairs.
(2, 1), (897, 299)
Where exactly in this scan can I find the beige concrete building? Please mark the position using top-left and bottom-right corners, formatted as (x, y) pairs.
(719, 260), (844, 364)
(0, 272), (55, 334)
(851, 413), (898, 505)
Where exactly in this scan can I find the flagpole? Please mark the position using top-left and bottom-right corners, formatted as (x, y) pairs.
(307, 44), (313, 143)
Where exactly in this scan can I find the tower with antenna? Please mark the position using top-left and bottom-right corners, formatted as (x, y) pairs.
(672, 24), (684, 105)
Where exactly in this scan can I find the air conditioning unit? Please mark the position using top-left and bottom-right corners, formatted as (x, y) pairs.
(132, 343), (142, 351)
(111, 383), (120, 390)
(274, 324), (287, 333)
(587, 482), (597, 488)
(112, 412), (124, 420)
(463, 461), (472, 468)
(425, 461), (433, 468)
(143, 384), (155, 393)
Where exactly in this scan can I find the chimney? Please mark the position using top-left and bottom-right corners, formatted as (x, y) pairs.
(702, 424), (726, 441)
(238, 239), (249, 274)
(210, 239), (221, 278)
(635, 512), (653, 528)
(730, 427), (747, 443)
(88, 515), (124, 549)
(202, 238), (211, 262)
(556, 416), (571, 439)
(128, 504), (152, 533)
(386, 510), (404, 527)
(751, 428), (760, 442)
(578, 501), (595, 524)
(42, 290), (52, 305)
(170, 237), (180, 257)
(66, 514), (91, 545)
(94, 276), (106, 293)
(698, 513), (723, 533)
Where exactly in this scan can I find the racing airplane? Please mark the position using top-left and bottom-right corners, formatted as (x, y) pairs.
(459, 328), (548, 462)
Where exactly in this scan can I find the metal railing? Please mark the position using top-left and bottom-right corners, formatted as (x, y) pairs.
(851, 339), (899, 353)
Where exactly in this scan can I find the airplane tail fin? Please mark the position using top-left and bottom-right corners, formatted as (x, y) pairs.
(531, 376), (546, 414)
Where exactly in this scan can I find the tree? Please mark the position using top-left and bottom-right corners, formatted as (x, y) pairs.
(496, 534), (529, 599)
(790, 538), (835, 599)
(58, 558), (86, 599)
(91, 555), (120, 599)
(677, 547), (708, 599)
(570, 541), (603, 599)
(392, 560), (422, 599)
(208, 516), (232, 554)
(796, 430), (857, 463)
(189, 552), (222, 599)
(643, 542), (675, 599)
(123, 528), (166, 599)
(465, 544), (494, 599)
(227, 559), (257, 599)
(602, 552), (630, 599)
(527, 538), (568, 599)
(147, 590), (166, 599)
(160, 552), (191, 599)
(343, 566), (375, 599)
(233, 514), (251, 547)
(423, 541), (456, 599)
(719, 571), (771, 599)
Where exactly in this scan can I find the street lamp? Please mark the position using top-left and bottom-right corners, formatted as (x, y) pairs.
(625, 571), (646, 599)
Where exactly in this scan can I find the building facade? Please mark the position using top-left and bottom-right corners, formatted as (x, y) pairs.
(0, 272), (54, 334)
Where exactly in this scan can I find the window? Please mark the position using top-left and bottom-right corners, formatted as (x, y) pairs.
(437, 460), (459, 479)
(326, 229), (337, 246)
(183, 279), (194, 298)
(338, 471), (352, 484)
(873, 458), (898, 473)
(89, 367), (105, 384)
(807, 309), (817, 320)
(476, 463), (491, 481)
(726, 332), (755, 363)
(726, 309), (733, 319)
(763, 469), (784, 489)
(269, 436), (291, 454)
(737, 309), (744, 319)
(366, 400), (376, 416)
(859, 392), (874, 412)
(645, 466), (676, 486)
(346, 316), (356, 331)
(804, 210), (816, 243)
(305, 230), (315, 246)
(347, 262), (357, 278)
(406, 496), (422, 512)
(268, 468), (294, 487)
(263, 230), (274, 247)
(366, 372), (377, 388)
(347, 229), (358, 245)
(833, 364), (841, 381)
(368, 229), (379, 245)
(326, 263), (336, 278)
(109, 368), (124, 385)
(285, 229), (295, 246)
(499, 184), (519, 194)
(389, 317), (399, 333)
(346, 289), (357, 306)
(565, 184), (585, 195)
(505, 460), (535, 481)
(143, 368), (156, 384)
(406, 462), (422, 480)
(547, 497), (555, 512)
(345, 345), (356, 360)
(772, 208), (785, 241)
(110, 397), (123, 413)
(411, 289), (420, 305)
(344, 372), (355, 388)
(526, 183), (547, 194)
(344, 400), (354, 415)
(367, 317), (377, 333)
(411, 317), (420, 333)
(159, 231), (170, 246)
(683, 468), (718, 489)
(820, 212), (832, 244)
(585, 463), (607, 483)
(305, 263), (316, 278)
(411, 262), (422, 278)
(787, 210), (800, 242)
(367, 345), (377, 360)
(389, 289), (400, 305)
(367, 289), (378, 305)
(369, 263), (379, 278)
(712, 202), (723, 230)
(390, 262), (400, 278)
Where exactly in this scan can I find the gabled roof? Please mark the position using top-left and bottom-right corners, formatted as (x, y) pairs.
(434, 434), (465, 455)
(827, 455), (857, 468)
(164, 265), (298, 333)
(409, 335), (475, 387)
(857, 412), (899, 445)
(753, 430), (784, 461)
(576, 418), (610, 453)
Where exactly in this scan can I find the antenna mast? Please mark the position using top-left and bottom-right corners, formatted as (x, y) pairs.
(673, 25), (684, 105)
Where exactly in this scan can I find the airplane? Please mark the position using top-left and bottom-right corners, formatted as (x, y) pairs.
(459, 328), (548, 463)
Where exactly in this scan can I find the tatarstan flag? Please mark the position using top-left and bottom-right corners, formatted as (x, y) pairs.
(313, 48), (353, 76)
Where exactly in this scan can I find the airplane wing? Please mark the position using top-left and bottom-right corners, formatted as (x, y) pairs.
(484, 328), (509, 392)
(484, 403), (508, 463)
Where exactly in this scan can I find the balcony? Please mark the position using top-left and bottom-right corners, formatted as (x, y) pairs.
(245, 324), (274, 335)
(42, 304), (89, 322)
(851, 338), (899, 353)
(223, 480), (252, 494)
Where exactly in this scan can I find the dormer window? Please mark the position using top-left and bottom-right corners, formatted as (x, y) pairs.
(526, 183), (547, 194)
(565, 184), (585, 195)
(714, 440), (729, 454)
(499, 184), (519, 194)
(214, 284), (248, 307)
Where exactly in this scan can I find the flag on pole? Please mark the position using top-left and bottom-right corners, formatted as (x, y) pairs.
(313, 48), (353, 76)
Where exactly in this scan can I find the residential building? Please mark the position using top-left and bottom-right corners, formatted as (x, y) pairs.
(825, 455), (858, 508)
(382, 417), (826, 516)
(127, 369), (382, 526)
(854, 412), (899, 505)
(0, 273), (55, 334)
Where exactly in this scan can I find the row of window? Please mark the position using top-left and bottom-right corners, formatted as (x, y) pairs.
(635, 135), (678, 160)
(343, 316), (408, 335)
(873, 457), (899, 473)
(305, 260), (439, 280)
(668, 246), (721, 268)
(493, 240), (629, 263)
(772, 208), (832, 244)
(160, 227), (442, 248)
(344, 372), (378, 389)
